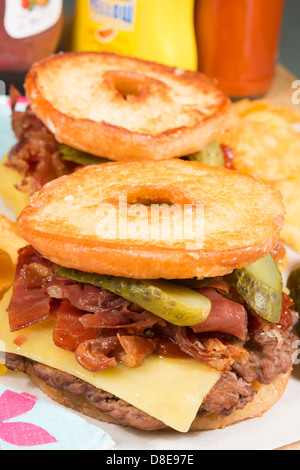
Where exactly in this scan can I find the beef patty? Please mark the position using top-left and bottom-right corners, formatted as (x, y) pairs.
(5, 327), (296, 431)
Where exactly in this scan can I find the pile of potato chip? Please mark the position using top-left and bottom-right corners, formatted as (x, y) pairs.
(0, 215), (26, 301)
(220, 99), (300, 253)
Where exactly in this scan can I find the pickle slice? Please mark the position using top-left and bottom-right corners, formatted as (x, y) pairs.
(187, 141), (225, 167)
(287, 267), (300, 313)
(56, 268), (211, 326)
(59, 144), (109, 166)
(232, 254), (283, 323)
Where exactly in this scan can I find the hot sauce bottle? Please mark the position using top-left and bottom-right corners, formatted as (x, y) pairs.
(195, 0), (285, 98)
(0, 0), (63, 92)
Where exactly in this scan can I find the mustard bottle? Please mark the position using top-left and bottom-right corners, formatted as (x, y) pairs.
(72, 0), (198, 71)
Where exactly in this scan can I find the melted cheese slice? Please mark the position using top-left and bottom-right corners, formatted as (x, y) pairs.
(0, 290), (221, 432)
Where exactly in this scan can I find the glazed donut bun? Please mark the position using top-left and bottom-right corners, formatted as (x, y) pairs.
(25, 52), (230, 161)
(17, 159), (285, 280)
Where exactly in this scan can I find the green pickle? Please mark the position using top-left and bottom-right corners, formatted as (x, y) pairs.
(232, 254), (283, 323)
(287, 267), (300, 313)
(187, 141), (225, 167)
(59, 144), (109, 166)
(56, 268), (212, 326)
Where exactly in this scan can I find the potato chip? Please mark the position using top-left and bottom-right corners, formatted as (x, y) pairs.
(221, 119), (300, 182)
(0, 215), (26, 299)
(0, 154), (31, 217)
(0, 249), (16, 300)
(268, 105), (300, 126)
(231, 99), (270, 117)
(219, 100), (300, 253)
(231, 99), (300, 124)
(0, 215), (27, 262)
(272, 177), (300, 253)
(243, 110), (293, 127)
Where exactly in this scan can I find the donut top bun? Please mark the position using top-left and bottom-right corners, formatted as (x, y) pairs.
(17, 160), (285, 280)
(25, 52), (230, 161)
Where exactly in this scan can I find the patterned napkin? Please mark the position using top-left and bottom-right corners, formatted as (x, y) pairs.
(0, 384), (115, 450)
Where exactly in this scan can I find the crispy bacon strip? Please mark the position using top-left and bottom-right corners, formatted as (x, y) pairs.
(47, 282), (130, 327)
(7, 246), (53, 331)
(167, 324), (248, 371)
(75, 337), (119, 372)
(221, 144), (236, 170)
(117, 334), (156, 367)
(53, 300), (98, 352)
(8, 86), (74, 194)
(8, 246), (252, 373)
(80, 309), (164, 331)
(13, 334), (27, 347)
(46, 281), (164, 331)
(192, 288), (248, 340)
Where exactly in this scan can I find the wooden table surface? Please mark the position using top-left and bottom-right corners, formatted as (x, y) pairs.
(265, 64), (300, 112)
(276, 440), (300, 450)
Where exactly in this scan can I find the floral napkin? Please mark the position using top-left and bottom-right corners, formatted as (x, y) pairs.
(0, 384), (115, 450)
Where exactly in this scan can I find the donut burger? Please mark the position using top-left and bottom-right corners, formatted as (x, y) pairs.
(0, 159), (297, 432)
(0, 51), (230, 216)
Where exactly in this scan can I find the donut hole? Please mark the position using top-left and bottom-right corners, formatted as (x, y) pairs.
(110, 71), (148, 100)
(126, 186), (195, 207)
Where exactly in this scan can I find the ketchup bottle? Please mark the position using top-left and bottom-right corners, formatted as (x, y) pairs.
(0, 0), (63, 93)
(194, 0), (285, 98)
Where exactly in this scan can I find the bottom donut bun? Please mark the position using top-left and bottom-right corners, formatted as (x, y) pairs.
(190, 370), (291, 431)
(23, 360), (291, 432)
